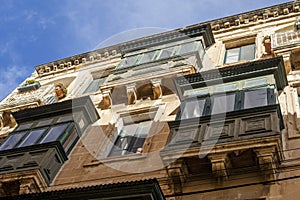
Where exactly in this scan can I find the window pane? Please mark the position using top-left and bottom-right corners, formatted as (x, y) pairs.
(16, 123), (33, 131)
(244, 77), (268, 88)
(178, 42), (195, 55)
(211, 93), (235, 114)
(36, 119), (53, 127)
(18, 129), (45, 147)
(118, 56), (138, 69)
(240, 44), (255, 61)
(184, 88), (209, 97)
(0, 132), (25, 150)
(215, 83), (237, 93)
(225, 48), (239, 63)
(139, 51), (155, 64)
(57, 115), (73, 123)
(181, 99), (206, 119)
(40, 124), (69, 143)
(83, 77), (106, 94)
(136, 121), (152, 137)
(244, 88), (268, 109)
(158, 47), (175, 60)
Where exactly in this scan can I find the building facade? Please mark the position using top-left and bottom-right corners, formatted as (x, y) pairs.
(0, 1), (300, 199)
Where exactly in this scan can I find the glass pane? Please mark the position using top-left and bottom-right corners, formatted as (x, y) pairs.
(178, 42), (195, 55)
(16, 123), (33, 131)
(158, 47), (175, 60)
(118, 56), (138, 69)
(184, 88), (209, 97)
(240, 44), (255, 61)
(0, 132), (25, 150)
(215, 83), (237, 93)
(244, 88), (268, 109)
(244, 77), (268, 88)
(181, 99), (206, 119)
(83, 77), (106, 94)
(139, 51), (155, 64)
(57, 114), (73, 123)
(225, 48), (239, 63)
(121, 124), (138, 137)
(40, 124), (69, 143)
(18, 129), (45, 147)
(211, 93), (235, 114)
(36, 119), (53, 127)
(136, 121), (152, 137)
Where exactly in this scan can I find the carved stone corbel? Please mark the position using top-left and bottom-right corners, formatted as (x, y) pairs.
(254, 146), (278, 181)
(100, 88), (112, 109)
(208, 152), (231, 183)
(151, 79), (162, 100)
(126, 84), (137, 105)
(166, 160), (188, 195)
(0, 111), (16, 129)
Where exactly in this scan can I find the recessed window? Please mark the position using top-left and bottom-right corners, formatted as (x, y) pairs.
(224, 44), (255, 64)
(109, 121), (152, 156)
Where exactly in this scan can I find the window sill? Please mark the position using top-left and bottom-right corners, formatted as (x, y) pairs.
(83, 153), (147, 167)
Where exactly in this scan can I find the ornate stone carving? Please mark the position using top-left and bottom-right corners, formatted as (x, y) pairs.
(151, 79), (162, 100)
(126, 84), (137, 105)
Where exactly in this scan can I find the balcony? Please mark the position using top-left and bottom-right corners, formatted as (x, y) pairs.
(0, 96), (99, 196)
(271, 30), (300, 49)
(160, 57), (287, 194)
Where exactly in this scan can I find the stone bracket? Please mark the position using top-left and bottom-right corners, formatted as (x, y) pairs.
(254, 146), (278, 181)
(166, 159), (188, 195)
(208, 152), (231, 183)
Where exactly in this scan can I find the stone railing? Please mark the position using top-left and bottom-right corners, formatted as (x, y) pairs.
(271, 30), (300, 49)
(0, 84), (56, 111)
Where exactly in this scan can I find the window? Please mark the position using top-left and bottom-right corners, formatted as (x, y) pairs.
(211, 93), (236, 115)
(224, 44), (255, 64)
(0, 115), (76, 153)
(109, 121), (152, 156)
(118, 55), (139, 69)
(138, 51), (156, 65)
(244, 88), (268, 109)
(181, 99), (206, 120)
(178, 85), (276, 120)
(83, 77), (107, 94)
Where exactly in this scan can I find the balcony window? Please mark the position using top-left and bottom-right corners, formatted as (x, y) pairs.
(244, 88), (270, 109)
(18, 129), (46, 147)
(224, 44), (255, 64)
(138, 51), (156, 65)
(109, 121), (152, 156)
(0, 116), (76, 153)
(211, 93), (236, 115)
(181, 99), (206, 120)
(178, 86), (275, 120)
(83, 77), (107, 94)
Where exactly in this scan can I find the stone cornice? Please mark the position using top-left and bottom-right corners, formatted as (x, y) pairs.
(208, 1), (300, 31)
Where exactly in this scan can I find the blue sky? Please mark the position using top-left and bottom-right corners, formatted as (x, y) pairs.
(0, 0), (290, 100)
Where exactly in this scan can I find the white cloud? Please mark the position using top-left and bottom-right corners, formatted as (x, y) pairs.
(0, 65), (32, 100)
